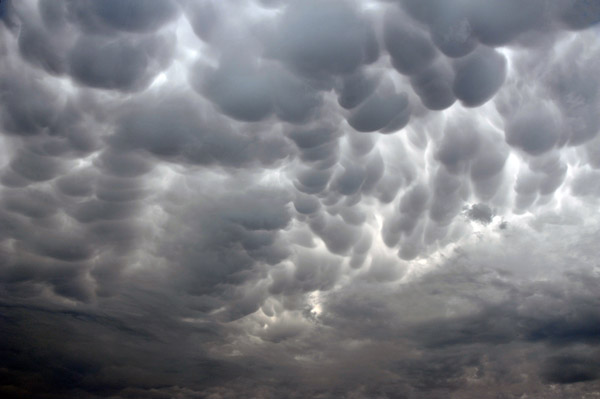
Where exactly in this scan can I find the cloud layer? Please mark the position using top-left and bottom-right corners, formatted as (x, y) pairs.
(1, 0), (600, 397)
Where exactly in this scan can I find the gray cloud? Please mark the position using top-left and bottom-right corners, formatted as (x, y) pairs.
(273, 0), (378, 78)
(384, 10), (437, 76)
(347, 88), (410, 133)
(560, 0), (600, 30)
(466, 203), (493, 224)
(197, 57), (322, 124)
(79, 0), (180, 33)
(410, 58), (456, 110)
(68, 32), (174, 92)
(1, 0), (600, 398)
(452, 46), (507, 107)
(505, 103), (561, 155)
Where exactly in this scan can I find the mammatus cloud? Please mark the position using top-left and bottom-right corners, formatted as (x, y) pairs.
(1, 0), (600, 397)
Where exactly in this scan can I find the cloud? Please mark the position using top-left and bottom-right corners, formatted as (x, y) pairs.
(68, 32), (174, 92)
(77, 0), (180, 33)
(273, 0), (378, 78)
(560, 0), (600, 30)
(384, 10), (437, 76)
(347, 87), (410, 133)
(410, 58), (456, 110)
(466, 203), (493, 224)
(1, 0), (600, 397)
(197, 57), (321, 123)
(452, 46), (507, 107)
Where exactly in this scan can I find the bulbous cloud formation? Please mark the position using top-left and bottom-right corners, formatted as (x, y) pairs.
(1, 0), (600, 397)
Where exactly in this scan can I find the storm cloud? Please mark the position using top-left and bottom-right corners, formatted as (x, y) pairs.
(1, 0), (600, 398)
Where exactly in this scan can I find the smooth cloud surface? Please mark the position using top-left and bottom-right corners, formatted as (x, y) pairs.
(1, 0), (600, 398)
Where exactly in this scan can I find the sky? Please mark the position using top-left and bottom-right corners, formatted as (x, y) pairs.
(0, 0), (599, 398)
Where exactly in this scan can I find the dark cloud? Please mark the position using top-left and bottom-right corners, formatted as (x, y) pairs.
(560, 0), (600, 30)
(452, 46), (507, 107)
(410, 58), (456, 110)
(17, 16), (71, 75)
(8, 149), (68, 182)
(65, 0), (179, 34)
(466, 203), (493, 224)
(429, 167), (466, 226)
(109, 90), (291, 167)
(2, 187), (58, 219)
(542, 353), (600, 384)
(68, 33), (174, 92)
(180, 0), (219, 42)
(384, 11), (437, 76)
(428, 5), (477, 58)
(0, 69), (64, 136)
(273, 0), (378, 78)
(436, 116), (481, 174)
(335, 69), (381, 110)
(347, 88), (410, 133)
(1, 1), (600, 398)
(505, 103), (561, 155)
(197, 57), (321, 123)
(467, 0), (545, 46)
(84, 0), (179, 33)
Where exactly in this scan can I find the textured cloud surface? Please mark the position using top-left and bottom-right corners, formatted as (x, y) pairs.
(1, 0), (600, 398)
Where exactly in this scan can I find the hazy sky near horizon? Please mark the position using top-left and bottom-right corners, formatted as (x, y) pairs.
(1, 0), (600, 398)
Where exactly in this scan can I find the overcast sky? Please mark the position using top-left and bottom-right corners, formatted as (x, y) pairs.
(1, 0), (600, 398)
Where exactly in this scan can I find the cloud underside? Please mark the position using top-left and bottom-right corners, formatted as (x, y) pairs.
(1, 0), (600, 397)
